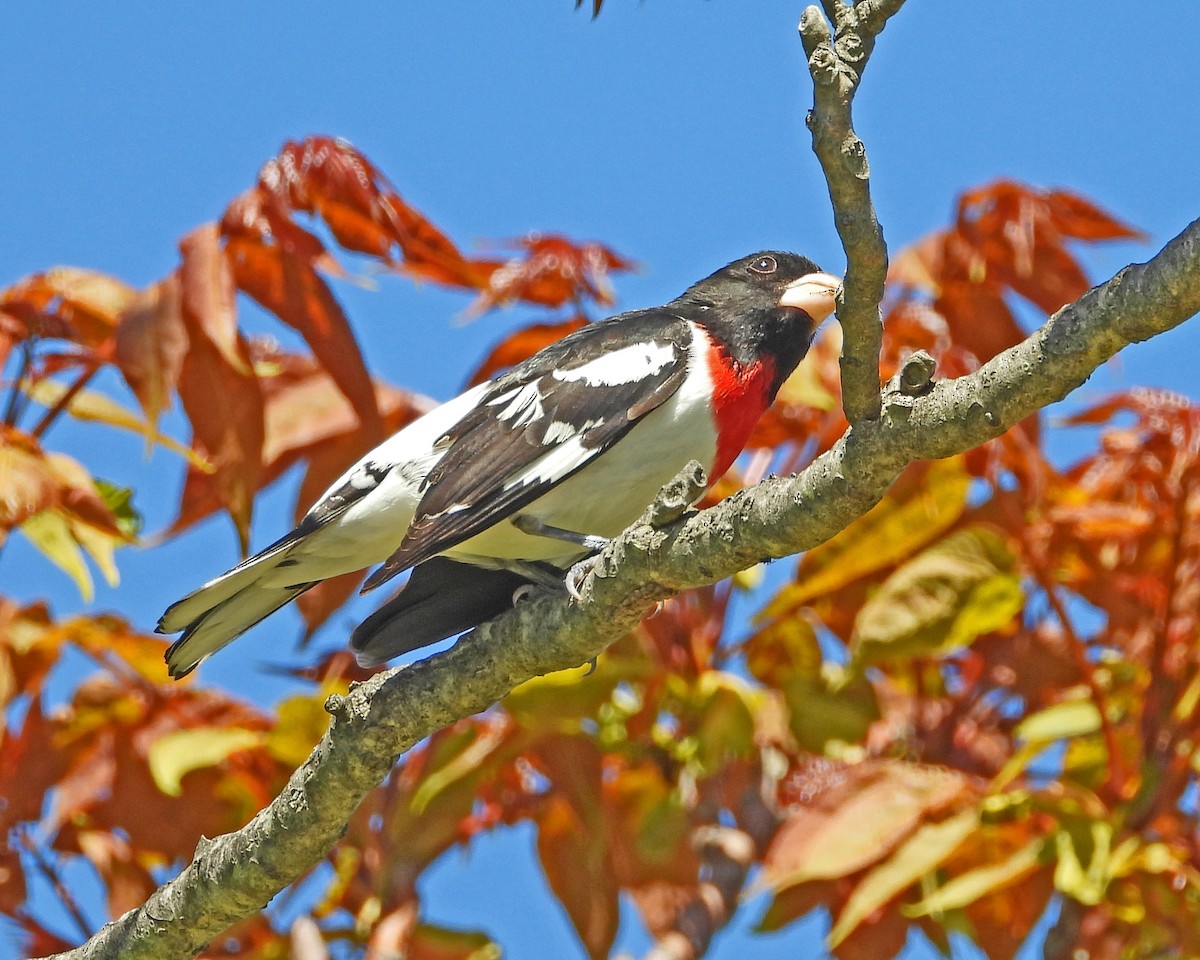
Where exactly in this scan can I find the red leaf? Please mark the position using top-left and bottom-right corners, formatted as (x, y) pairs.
(1044, 190), (1144, 242)
(465, 234), (636, 316)
(0, 697), (69, 828)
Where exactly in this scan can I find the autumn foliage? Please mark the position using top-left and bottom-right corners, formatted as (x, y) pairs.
(1, 139), (1193, 960)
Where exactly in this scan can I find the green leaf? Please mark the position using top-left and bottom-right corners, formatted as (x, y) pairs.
(783, 666), (879, 752)
(904, 838), (1044, 917)
(828, 808), (979, 947)
(694, 676), (758, 771)
(762, 457), (970, 619)
(1016, 700), (1102, 744)
(148, 727), (264, 797)
(852, 526), (1023, 665)
(95, 479), (143, 539)
(411, 722), (509, 815)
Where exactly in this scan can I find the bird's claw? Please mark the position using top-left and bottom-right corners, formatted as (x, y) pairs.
(511, 583), (539, 605)
(565, 556), (598, 601)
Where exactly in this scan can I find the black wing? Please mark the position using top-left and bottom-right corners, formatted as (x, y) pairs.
(361, 310), (693, 591)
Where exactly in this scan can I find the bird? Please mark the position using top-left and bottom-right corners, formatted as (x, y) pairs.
(158, 251), (840, 678)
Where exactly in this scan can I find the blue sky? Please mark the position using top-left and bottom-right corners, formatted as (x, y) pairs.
(3, 2), (1199, 958)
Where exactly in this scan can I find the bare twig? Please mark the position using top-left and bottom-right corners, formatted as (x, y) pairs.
(31, 362), (101, 438)
(17, 827), (93, 944)
(2, 339), (35, 427)
(798, 0), (906, 425)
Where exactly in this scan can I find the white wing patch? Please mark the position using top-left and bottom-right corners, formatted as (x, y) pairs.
(503, 435), (593, 491)
(542, 418), (600, 444)
(552, 341), (676, 387)
(489, 382), (547, 427)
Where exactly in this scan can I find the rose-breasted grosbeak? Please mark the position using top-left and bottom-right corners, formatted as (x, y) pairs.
(158, 252), (840, 677)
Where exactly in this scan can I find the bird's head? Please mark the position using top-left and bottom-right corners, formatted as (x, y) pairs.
(674, 251), (842, 370)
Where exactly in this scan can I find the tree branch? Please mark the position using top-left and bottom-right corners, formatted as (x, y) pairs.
(799, 0), (905, 425)
(45, 215), (1200, 960)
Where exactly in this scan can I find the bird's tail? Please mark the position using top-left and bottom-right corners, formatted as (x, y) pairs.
(350, 558), (534, 667)
(158, 544), (314, 678)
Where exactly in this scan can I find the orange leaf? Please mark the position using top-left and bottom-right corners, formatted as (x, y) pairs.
(1044, 190), (1145, 242)
(227, 236), (383, 442)
(0, 268), (137, 350)
(295, 570), (365, 640)
(0, 426), (60, 529)
(179, 224), (246, 374)
(113, 274), (189, 439)
(174, 327), (264, 551)
(763, 758), (975, 889)
(0, 697), (68, 827)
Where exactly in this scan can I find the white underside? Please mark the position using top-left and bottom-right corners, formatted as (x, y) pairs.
(260, 325), (717, 584)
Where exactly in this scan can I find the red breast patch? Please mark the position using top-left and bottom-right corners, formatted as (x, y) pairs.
(703, 334), (775, 483)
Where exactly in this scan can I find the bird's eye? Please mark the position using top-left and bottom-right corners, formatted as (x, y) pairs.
(748, 255), (778, 276)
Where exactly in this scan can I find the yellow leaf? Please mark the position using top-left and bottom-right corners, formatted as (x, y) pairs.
(762, 762), (971, 891)
(852, 526), (1023, 664)
(68, 517), (121, 588)
(21, 379), (212, 471)
(42, 267), (138, 324)
(20, 510), (93, 601)
(775, 352), (837, 412)
(762, 458), (970, 619)
(828, 808), (979, 947)
(148, 727), (264, 797)
(266, 693), (333, 767)
(904, 838), (1044, 917)
(411, 722), (509, 815)
(1053, 822), (1113, 906)
(408, 924), (501, 960)
(744, 616), (823, 685)
(1016, 700), (1102, 744)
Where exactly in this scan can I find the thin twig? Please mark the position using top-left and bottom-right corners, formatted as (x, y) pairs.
(1038, 574), (1129, 803)
(798, 1), (907, 425)
(16, 827), (93, 944)
(3, 339), (36, 427)
(31, 361), (101, 438)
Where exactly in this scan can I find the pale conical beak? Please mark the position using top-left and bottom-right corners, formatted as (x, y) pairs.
(778, 272), (841, 323)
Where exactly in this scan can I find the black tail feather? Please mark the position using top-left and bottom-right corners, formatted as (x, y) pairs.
(350, 558), (542, 666)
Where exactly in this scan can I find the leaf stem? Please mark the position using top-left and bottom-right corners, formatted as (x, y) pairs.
(31, 361), (101, 439)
